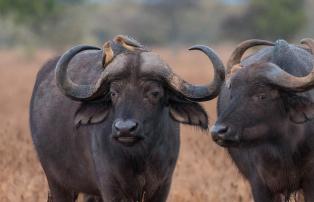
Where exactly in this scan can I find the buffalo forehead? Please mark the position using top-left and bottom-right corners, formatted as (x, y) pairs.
(66, 51), (172, 84)
(229, 67), (250, 86)
(139, 52), (172, 76)
(103, 53), (131, 73)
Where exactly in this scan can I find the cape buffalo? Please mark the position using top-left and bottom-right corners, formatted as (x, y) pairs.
(29, 35), (225, 202)
(211, 39), (314, 201)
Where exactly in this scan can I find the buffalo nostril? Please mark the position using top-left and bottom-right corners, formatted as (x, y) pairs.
(218, 125), (228, 134)
(211, 124), (229, 138)
(129, 122), (138, 132)
(114, 119), (139, 134)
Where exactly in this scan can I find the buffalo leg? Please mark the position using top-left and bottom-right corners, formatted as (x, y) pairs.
(47, 180), (77, 202)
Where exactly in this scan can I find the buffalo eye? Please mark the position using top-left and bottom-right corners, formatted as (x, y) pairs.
(253, 93), (267, 101)
(146, 89), (162, 103)
(150, 90), (160, 98)
(110, 90), (118, 101)
(143, 81), (164, 104)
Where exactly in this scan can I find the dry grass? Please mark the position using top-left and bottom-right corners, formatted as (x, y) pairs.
(0, 46), (252, 202)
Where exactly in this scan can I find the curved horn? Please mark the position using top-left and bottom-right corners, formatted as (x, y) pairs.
(301, 38), (314, 54)
(254, 62), (314, 92)
(55, 45), (110, 101)
(227, 39), (275, 74)
(168, 45), (225, 102)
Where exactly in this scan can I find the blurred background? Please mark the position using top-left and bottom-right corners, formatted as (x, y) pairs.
(0, 0), (314, 50)
(0, 0), (313, 201)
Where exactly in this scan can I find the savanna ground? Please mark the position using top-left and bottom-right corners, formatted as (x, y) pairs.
(0, 46), (253, 202)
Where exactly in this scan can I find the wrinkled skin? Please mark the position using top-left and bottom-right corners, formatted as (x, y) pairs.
(30, 51), (208, 202)
(213, 40), (314, 201)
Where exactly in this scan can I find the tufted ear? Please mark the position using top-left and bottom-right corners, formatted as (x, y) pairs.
(168, 95), (208, 129)
(285, 94), (314, 123)
(74, 101), (111, 127)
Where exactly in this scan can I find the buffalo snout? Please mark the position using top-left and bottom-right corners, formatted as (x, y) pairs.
(114, 119), (139, 134)
(112, 119), (143, 146)
(210, 123), (239, 147)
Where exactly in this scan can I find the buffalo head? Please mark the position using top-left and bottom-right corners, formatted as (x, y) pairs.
(211, 38), (314, 147)
(55, 35), (225, 147)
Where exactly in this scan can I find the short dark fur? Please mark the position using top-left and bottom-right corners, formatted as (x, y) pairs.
(215, 40), (314, 201)
(30, 47), (207, 201)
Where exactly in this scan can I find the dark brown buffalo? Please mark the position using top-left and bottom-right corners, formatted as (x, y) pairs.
(211, 38), (314, 201)
(29, 35), (225, 202)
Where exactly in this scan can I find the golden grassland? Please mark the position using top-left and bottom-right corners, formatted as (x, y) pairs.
(0, 46), (252, 202)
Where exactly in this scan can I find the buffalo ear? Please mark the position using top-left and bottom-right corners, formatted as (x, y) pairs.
(285, 94), (314, 123)
(74, 101), (110, 126)
(168, 96), (208, 129)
